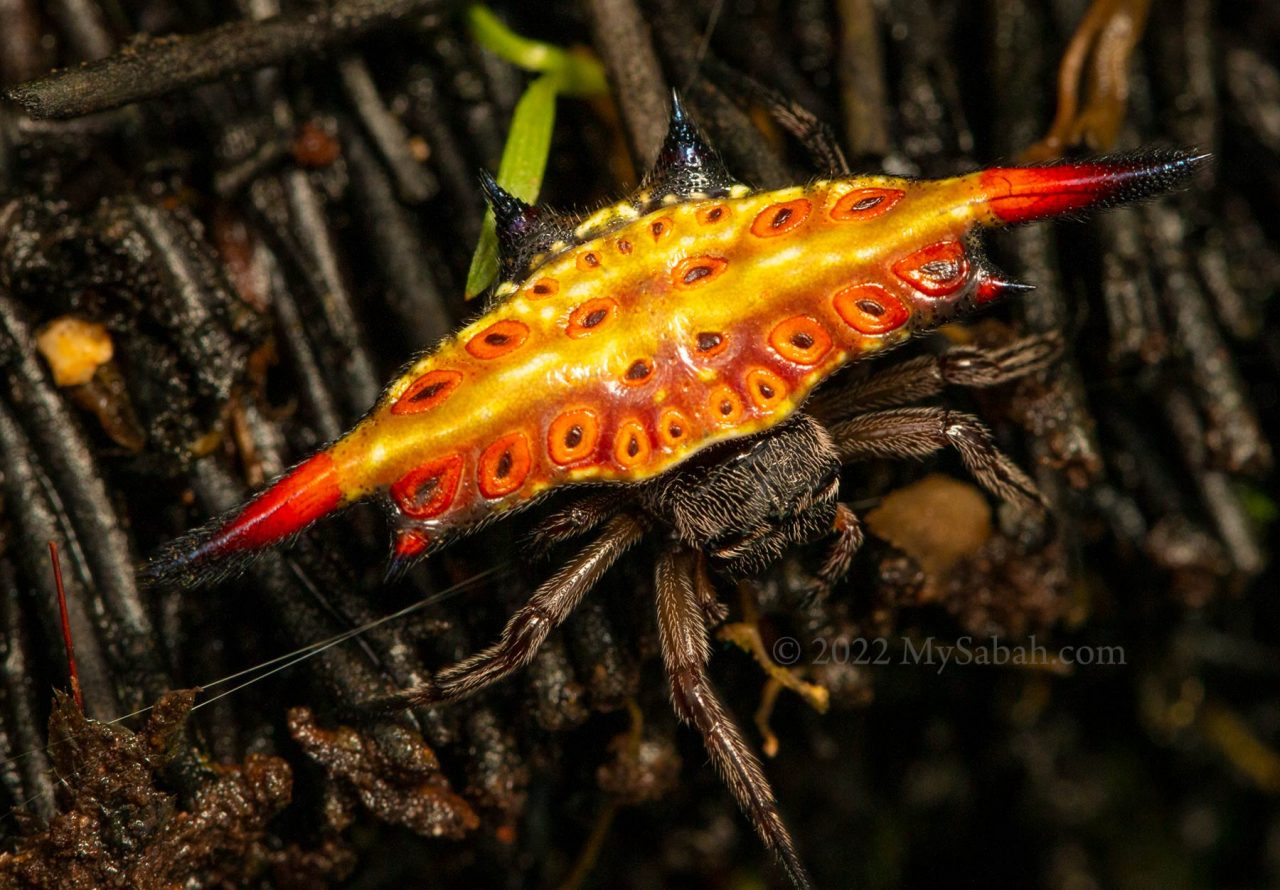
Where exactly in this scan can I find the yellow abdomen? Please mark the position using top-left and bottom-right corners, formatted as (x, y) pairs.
(331, 172), (990, 549)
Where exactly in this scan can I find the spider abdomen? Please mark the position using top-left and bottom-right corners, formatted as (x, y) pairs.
(329, 181), (960, 551)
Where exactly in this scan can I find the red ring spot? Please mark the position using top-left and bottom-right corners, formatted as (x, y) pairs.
(390, 454), (463, 519)
(830, 187), (904, 221)
(745, 368), (787, 410)
(708, 384), (744, 426)
(548, 408), (600, 465)
(696, 204), (728, 225)
(613, 418), (651, 469)
(392, 369), (462, 415)
(892, 240), (971, 297)
(768, 315), (832, 365)
(649, 217), (674, 242)
(477, 431), (532, 498)
(577, 250), (602, 271)
(832, 283), (911, 335)
(529, 278), (559, 298)
(657, 407), (694, 449)
(750, 198), (810, 237)
(623, 358), (654, 386)
(672, 255), (728, 288)
(566, 298), (619, 338)
(466, 319), (529, 359)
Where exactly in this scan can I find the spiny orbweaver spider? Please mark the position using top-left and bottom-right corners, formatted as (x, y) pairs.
(148, 95), (1203, 887)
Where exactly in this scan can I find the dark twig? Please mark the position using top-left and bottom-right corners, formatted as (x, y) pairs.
(584, 0), (669, 167)
(342, 123), (454, 346)
(338, 55), (437, 205)
(46, 0), (116, 63)
(0, 556), (58, 821)
(278, 168), (383, 414)
(5, 0), (441, 120)
(0, 0), (45, 87)
(1147, 202), (1271, 476)
(834, 0), (890, 159)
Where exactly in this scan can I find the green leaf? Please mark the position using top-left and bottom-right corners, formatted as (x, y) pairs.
(464, 72), (560, 300)
(466, 5), (607, 97)
(463, 5), (611, 299)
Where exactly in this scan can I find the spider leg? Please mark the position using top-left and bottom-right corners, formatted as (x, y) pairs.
(655, 548), (813, 890)
(710, 63), (850, 175)
(830, 407), (1046, 510)
(364, 513), (644, 712)
(809, 333), (1063, 420)
(692, 551), (730, 626)
(807, 502), (865, 600)
(525, 489), (627, 556)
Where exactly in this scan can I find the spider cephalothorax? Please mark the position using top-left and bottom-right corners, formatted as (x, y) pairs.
(147, 95), (1203, 887)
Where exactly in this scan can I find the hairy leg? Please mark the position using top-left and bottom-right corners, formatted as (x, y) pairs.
(526, 489), (627, 556)
(830, 407), (1045, 509)
(692, 551), (729, 626)
(808, 502), (865, 599)
(808, 333), (1062, 421)
(655, 548), (813, 890)
(707, 61), (849, 175)
(365, 514), (644, 712)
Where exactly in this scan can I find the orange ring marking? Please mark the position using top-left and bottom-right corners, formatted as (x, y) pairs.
(390, 454), (463, 519)
(696, 204), (729, 225)
(576, 250), (602, 271)
(830, 187), (904, 221)
(657, 407), (694, 449)
(694, 331), (728, 357)
(548, 408), (600, 466)
(466, 319), (529, 359)
(708, 384), (745, 426)
(477, 431), (532, 499)
(892, 240), (970, 297)
(613, 419), (652, 469)
(649, 216), (674, 242)
(832, 283), (911, 335)
(528, 278), (559, 298)
(392, 369), (462, 415)
(622, 358), (654, 386)
(750, 198), (810, 237)
(745, 367), (787, 411)
(566, 298), (619, 339)
(768, 315), (833, 365)
(672, 255), (728, 288)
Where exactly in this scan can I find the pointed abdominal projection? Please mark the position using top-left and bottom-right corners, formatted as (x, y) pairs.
(145, 99), (1205, 588)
